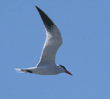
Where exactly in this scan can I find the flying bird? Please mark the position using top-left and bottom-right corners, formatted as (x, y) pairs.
(15, 6), (72, 76)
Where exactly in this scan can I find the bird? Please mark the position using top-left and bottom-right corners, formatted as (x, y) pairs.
(14, 6), (72, 76)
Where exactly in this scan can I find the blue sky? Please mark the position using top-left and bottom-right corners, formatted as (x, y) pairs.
(0, 0), (110, 99)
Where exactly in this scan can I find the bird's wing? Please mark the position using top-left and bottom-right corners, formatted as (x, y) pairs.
(35, 6), (62, 66)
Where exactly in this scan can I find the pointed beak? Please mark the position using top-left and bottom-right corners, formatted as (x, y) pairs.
(66, 71), (73, 76)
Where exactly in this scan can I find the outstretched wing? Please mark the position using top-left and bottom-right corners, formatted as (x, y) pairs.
(35, 6), (62, 66)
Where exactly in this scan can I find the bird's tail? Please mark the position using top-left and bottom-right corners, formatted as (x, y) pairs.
(14, 68), (33, 73)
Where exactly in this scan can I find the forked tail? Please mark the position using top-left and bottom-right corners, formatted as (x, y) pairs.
(14, 68), (33, 73)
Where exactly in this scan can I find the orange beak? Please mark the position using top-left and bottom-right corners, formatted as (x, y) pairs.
(66, 71), (72, 76)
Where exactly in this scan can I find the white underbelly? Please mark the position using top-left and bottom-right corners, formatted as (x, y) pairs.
(32, 66), (61, 75)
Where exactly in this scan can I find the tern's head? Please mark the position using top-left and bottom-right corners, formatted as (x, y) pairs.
(59, 65), (72, 76)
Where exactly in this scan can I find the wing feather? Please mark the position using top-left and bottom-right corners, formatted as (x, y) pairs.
(35, 6), (62, 66)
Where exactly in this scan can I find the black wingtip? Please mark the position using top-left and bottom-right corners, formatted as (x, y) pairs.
(35, 6), (39, 10)
(35, 6), (41, 12)
(35, 6), (54, 29)
(26, 70), (33, 73)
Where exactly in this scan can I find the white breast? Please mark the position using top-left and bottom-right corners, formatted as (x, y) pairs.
(33, 65), (64, 75)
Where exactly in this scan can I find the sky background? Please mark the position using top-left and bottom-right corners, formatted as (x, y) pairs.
(0, 0), (110, 99)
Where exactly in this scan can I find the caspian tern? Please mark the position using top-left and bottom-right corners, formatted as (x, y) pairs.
(15, 6), (72, 76)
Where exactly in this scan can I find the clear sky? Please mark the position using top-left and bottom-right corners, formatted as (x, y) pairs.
(0, 0), (110, 99)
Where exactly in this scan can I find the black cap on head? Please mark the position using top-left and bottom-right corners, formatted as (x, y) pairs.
(60, 65), (67, 71)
